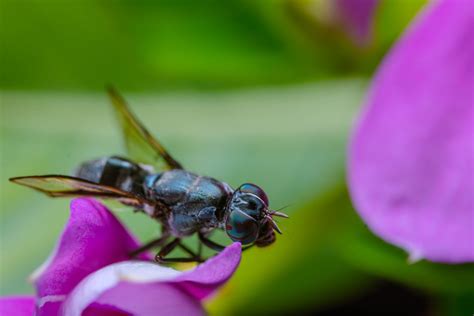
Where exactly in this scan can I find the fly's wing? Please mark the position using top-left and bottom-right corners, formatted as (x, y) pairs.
(107, 86), (183, 171)
(9, 175), (146, 207)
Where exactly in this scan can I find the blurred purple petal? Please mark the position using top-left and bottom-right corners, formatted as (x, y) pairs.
(334, 0), (378, 45)
(63, 244), (241, 316)
(0, 296), (35, 316)
(33, 198), (148, 315)
(348, 0), (474, 263)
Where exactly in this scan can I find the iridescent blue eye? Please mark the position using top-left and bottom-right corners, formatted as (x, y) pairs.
(239, 183), (269, 206)
(225, 209), (259, 245)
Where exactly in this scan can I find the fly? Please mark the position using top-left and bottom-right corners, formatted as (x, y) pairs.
(9, 87), (288, 263)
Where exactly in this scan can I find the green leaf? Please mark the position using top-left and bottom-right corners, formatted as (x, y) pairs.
(0, 0), (318, 90)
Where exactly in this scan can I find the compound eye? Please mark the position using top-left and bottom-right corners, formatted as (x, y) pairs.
(225, 209), (259, 245)
(239, 183), (269, 206)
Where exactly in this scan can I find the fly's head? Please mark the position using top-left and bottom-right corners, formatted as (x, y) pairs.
(224, 183), (288, 247)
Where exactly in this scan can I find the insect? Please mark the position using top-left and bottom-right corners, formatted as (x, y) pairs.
(10, 88), (288, 263)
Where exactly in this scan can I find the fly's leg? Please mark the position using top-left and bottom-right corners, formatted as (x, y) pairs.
(155, 238), (203, 263)
(198, 232), (225, 252)
(155, 238), (180, 262)
(129, 234), (169, 258)
(197, 240), (203, 258)
(198, 232), (254, 252)
(178, 242), (204, 263)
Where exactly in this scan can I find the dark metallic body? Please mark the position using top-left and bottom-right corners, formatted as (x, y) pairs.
(75, 156), (232, 237)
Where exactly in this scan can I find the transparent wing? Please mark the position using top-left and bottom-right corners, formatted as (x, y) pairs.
(107, 86), (183, 170)
(9, 175), (146, 207)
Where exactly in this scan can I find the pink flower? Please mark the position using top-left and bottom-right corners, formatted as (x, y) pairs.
(0, 198), (241, 315)
(348, 0), (473, 263)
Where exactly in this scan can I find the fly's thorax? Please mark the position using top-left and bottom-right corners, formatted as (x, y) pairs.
(146, 169), (232, 236)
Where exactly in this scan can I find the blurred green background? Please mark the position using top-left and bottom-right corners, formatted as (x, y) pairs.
(1, 0), (473, 315)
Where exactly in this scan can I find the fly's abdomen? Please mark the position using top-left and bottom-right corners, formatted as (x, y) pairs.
(74, 156), (152, 196)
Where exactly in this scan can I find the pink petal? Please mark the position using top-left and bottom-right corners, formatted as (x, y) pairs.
(0, 296), (35, 316)
(173, 242), (242, 300)
(83, 303), (132, 316)
(33, 198), (148, 315)
(62, 243), (241, 316)
(348, 0), (474, 263)
(334, 0), (379, 45)
(86, 283), (204, 316)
